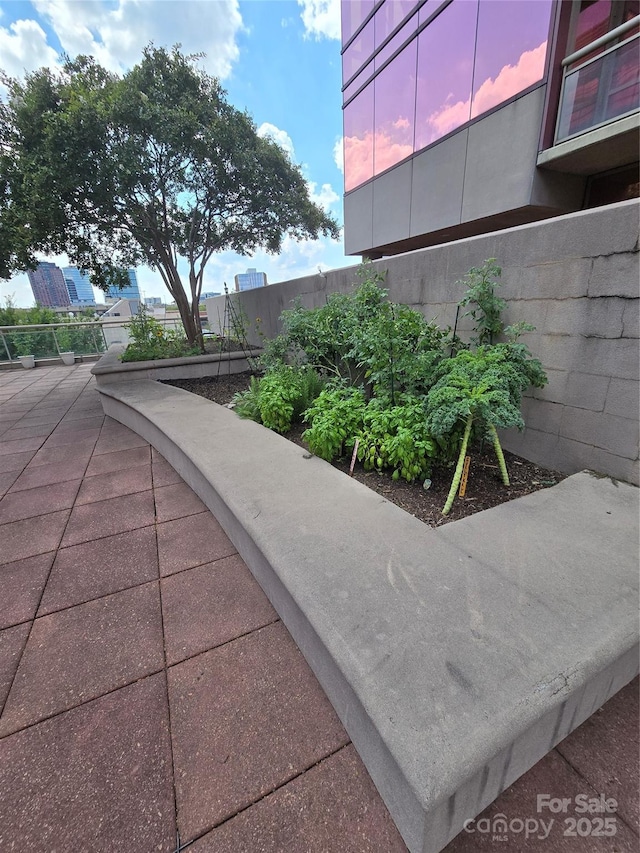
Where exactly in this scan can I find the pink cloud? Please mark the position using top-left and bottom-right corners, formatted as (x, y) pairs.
(419, 41), (548, 148)
(471, 41), (548, 118)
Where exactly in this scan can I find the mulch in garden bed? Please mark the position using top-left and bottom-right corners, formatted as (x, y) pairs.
(163, 372), (566, 527)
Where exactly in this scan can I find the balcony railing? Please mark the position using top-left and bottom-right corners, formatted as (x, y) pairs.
(555, 15), (640, 143)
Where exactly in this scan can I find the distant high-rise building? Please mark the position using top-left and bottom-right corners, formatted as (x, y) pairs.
(27, 262), (70, 307)
(104, 269), (141, 301)
(234, 268), (267, 292)
(62, 267), (95, 305)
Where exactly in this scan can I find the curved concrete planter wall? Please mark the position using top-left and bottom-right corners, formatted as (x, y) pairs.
(91, 343), (261, 387)
(95, 376), (638, 853)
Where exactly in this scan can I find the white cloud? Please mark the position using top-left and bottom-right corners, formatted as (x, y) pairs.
(307, 181), (339, 212)
(0, 18), (60, 80)
(333, 136), (343, 173)
(257, 122), (296, 161)
(298, 0), (341, 41)
(31, 0), (243, 79)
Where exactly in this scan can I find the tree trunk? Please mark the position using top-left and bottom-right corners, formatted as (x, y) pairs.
(442, 414), (473, 516)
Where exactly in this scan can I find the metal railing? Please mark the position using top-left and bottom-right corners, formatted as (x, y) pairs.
(0, 321), (109, 365)
(555, 16), (640, 143)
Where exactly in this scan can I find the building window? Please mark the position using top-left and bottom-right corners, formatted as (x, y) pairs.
(374, 39), (417, 175)
(343, 82), (375, 191)
(556, 0), (639, 141)
(414, 0), (477, 150)
(471, 0), (552, 119)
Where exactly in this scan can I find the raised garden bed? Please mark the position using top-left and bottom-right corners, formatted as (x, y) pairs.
(164, 371), (566, 526)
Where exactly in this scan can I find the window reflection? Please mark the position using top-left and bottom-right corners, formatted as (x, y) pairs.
(342, 0), (375, 45)
(375, 0), (418, 48)
(471, 0), (551, 119)
(344, 84), (375, 191)
(374, 40), (417, 174)
(414, 0), (477, 150)
(343, 17), (374, 84)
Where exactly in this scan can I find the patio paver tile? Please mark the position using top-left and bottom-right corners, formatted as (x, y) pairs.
(39, 527), (158, 615)
(157, 511), (236, 577)
(75, 464), (153, 505)
(27, 441), (95, 469)
(556, 678), (639, 833)
(0, 622), (31, 710)
(0, 451), (35, 474)
(9, 458), (88, 492)
(0, 582), (164, 735)
(0, 674), (176, 853)
(42, 427), (101, 448)
(85, 444), (151, 477)
(189, 744), (408, 853)
(161, 555), (277, 665)
(0, 510), (70, 566)
(54, 415), (104, 433)
(0, 479), (81, 525)
(154, 481), (206, 522)
(0, 470), (20, 498)
(0, 436), (47, 456)
(168, 621), (349, 842)
(2, 423), (59, 441)
(61, 490), (155, 547)
(443, 742), (639, 851)
(0, 552), (55, 629)
(92, 431), (149, 456)
(152, 453), (184, 487)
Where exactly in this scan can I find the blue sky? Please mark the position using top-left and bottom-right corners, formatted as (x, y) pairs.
(0, 0), (356, 306)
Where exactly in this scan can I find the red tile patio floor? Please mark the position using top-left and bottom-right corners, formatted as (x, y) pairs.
(0, 364), (637, 852)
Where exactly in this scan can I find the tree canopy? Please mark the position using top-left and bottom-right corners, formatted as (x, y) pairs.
(0, 46), (339, 345)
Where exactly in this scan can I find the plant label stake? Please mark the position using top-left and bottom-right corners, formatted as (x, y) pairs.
(459, 455), (471, 497)
(349, 439), (360, 476)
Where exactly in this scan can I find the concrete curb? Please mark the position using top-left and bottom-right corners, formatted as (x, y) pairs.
(96, 378), (639, 853)
(91, 344), (261, 385)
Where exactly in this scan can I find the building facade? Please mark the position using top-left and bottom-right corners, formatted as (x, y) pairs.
(104, 269), (141, 301)
(234, 268), (267, 292)
(341, 0), (639, 257)
(26, 262), (70, 307)
(62, 266), (95, 306)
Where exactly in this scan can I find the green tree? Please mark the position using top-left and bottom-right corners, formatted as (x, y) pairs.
(0, 46), (338, 348)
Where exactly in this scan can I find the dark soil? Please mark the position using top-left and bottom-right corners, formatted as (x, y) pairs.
(164, 372), (566, 527)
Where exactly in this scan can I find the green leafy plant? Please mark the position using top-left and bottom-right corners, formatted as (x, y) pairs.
(458, 259), (506, 346)
(302, 384), (366, 461)
(121, 307), (199, 362)
(234, 365), (325, 433)
(426, 346), (546, 515)
(358, 396), (436, 482)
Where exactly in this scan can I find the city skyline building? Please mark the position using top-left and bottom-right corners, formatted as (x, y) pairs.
(234, 268), (268, 292)
(26, 262), (70, 308)
(341, 0), (639, 258)
(104, 269), (141, 301)
(62, 266), (95, 306)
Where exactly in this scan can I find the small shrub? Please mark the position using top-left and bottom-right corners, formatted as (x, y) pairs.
(234, 366), (326, 434)
(358, 396), (436, 482)
(302, 384), (366, 461)
(121, 307), (198, 362)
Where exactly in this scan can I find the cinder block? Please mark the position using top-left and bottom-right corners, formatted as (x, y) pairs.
(521, 398), (563, 434)
(622, 299), (639, 339)
(545, 298), (625, 338)
(560, 408), (639, 458)
(589, 252), (640, 298)
(563, 372), (610, 412)
(554, 437), (639, 485)
(531, 367), (566, 403)
(606, 378), (640, 420)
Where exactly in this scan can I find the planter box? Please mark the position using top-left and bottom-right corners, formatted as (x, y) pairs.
(91, 343), (261, 387)
(18, 355), (35, 369)
(60, 352), (75, 366)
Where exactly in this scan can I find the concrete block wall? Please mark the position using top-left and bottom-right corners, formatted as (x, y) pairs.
(206, 200), (639, 485)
